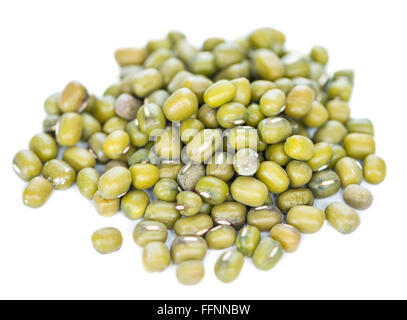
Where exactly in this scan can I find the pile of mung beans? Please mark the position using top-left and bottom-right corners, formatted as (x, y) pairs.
(13, 27), (387, 285)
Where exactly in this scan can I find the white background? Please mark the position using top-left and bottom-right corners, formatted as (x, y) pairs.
(0, 0), (406, 300)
